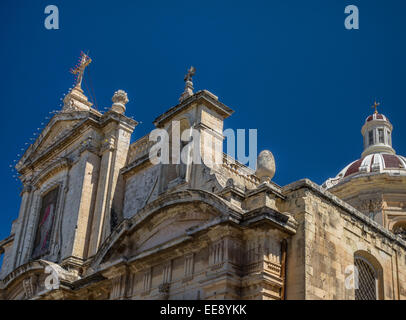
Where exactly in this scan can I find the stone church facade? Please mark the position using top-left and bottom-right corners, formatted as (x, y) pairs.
(0, 56), (405, 300)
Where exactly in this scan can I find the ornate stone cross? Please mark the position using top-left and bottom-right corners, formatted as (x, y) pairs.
(70, 51), (92, 89)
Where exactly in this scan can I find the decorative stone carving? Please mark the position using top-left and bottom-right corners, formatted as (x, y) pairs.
(111, 90), (129, 114)
(100, 136), (116, 153)
(78, 136), (99, 154)
(142, 268), (152, 294)
(21, 184), (33, 194)
(209, 239), (225, 267)
(358, 200), (370, 213)
(23, 276), (37, 300)
(62, 87), (93, 112)
(256, 150), (276, 182)
(159, 283), (170, 294)
(357, 199), (383, 215)
(110, 275), (125, 300)
(162, 261), (172, 284)
(370, 199), (383, 212)
(184, 253), (194, 279)
(393, 224), (406, 240)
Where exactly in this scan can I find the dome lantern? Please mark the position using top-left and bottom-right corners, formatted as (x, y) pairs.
(361, 102), (395, 158)
(323, 102), (406, 189)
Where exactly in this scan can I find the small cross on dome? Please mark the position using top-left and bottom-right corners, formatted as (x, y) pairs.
(372, 101), (380, 114)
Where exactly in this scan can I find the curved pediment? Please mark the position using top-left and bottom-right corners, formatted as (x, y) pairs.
(1, 260), (80, 300)
(97, 203), (218, 269)
(135, 203), (215, 253)
(88, 189), (242, 273)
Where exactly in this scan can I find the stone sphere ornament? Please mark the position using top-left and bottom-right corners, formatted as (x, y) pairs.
(256, 150), (276, 182)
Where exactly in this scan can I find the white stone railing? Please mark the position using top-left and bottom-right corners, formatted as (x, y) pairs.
(127, 140), (260, 187)
(222, 153), (260, 185)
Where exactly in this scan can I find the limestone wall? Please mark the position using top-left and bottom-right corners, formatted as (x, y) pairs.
(282, 180), (406, 300)
(122, 164), (160, 219)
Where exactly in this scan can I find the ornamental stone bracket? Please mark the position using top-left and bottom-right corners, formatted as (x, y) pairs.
(78, 136), (100, 155)
(23, 275), (38, 300)
(100, 136), (117, 154)
(357, 198), (384, 214)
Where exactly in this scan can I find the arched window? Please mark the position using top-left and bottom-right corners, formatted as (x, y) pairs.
(354, 251), (383, 300)
(378, 128), (384, 144)
(368, 130), (374, 146)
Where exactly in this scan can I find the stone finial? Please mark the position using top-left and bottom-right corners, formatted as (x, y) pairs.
(61, 52), (93, 112)
(256, 150), (276, 183)
(62, 86), (93, 112)
(179, 66), (195, 103)
(111, 90), (129, 114)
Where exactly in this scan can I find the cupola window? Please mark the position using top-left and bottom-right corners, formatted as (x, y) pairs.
(368, 130), (374, 146)
(378, 129), (384, 144)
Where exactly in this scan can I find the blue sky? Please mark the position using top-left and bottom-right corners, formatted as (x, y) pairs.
(0, 0), (405, 242)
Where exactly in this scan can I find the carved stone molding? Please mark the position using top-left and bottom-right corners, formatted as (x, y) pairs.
(100, 136), (116, 154)
(21, 184), (33, 194)
(78, 136), (99, 155)
(158, 283), (170, 294)
(142, 268), (152, 295)
(183, 253), (194, 280)
(111, 90), (129, 114)
(358, 198), (384, 214)
(23, 275), (37, 300)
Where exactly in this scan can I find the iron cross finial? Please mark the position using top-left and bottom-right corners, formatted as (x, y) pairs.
(184, 66), (196, 82)
(70, 51), (92, 89)
(372, 101), (380, 114)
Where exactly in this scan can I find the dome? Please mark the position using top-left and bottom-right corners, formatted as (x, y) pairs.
(323, 105), (406, 189)
(324, 153), (406, 188)
(365, 113), (388, 123)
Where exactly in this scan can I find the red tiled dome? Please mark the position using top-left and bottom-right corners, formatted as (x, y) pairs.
(323, 153), (406, 189)
(343, 154), (406, 177)
(366, 113), (388, 122)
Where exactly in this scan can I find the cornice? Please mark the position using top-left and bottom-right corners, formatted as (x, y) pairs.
(0, 235), (14, 254)
(153, 90), (234, 128)
(17, 111), (137, 175)
(31, 157), (72, 187)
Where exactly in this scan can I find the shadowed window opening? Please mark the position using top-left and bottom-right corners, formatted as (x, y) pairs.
(355, 256), (377, 300)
